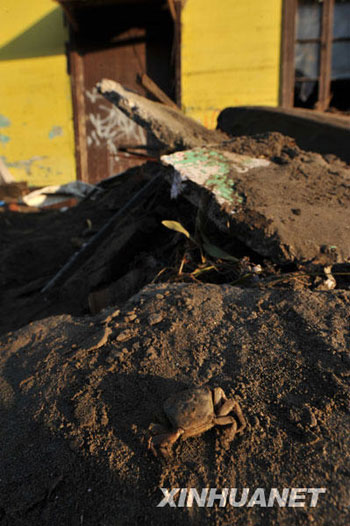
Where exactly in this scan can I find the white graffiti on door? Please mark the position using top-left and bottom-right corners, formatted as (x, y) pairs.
(85, 87), (146, 155)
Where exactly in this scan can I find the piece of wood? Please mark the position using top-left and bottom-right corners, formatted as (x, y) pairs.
(41, 174), (160, 294)
(280, 0), (297, 108)
(98, 78), (224, 153)
(69, 43), (89, 182)
(139, 73), (178, 109)
(317, 0), (334, 111)
(167, 0), (176, 22)
(174, 0), (182, 107)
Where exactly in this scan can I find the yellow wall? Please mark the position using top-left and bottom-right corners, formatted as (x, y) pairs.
(181, 0), (283, 128)
(0, 0), (75, 186)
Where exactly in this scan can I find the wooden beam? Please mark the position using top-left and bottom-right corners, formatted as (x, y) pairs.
(317, 0), (334, 111)
(167, 0), (176, 22)
(174, 0), (182, 107)
(139, 73), (178, 109)
(280, 0), (297, 108)
(69, 42), (89, 182)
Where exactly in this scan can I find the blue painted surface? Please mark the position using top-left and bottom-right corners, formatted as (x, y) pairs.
(0, 115), (11, 128)
(48, 125), (63, 139)
(0, 133), (10, 144)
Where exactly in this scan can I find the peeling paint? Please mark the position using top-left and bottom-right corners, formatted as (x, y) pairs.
(0, 115), (11, 128)
(0, 133), (10, 144)
(4, 155), (47, 175)
(162, 148), (270, 205)
(161, 148), (269, 206)
(48, 125), (63, 139)
(0, 3), (75, 185)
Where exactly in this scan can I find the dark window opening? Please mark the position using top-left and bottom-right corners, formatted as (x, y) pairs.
(329, 78), (350, 111)
(290, 0), (350, 112)
(294, 79), (319, 107)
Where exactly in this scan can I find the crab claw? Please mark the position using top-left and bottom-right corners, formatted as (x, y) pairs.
(147, 426), (183, 458)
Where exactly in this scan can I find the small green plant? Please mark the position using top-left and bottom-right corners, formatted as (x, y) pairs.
(161, 219), (239, 278)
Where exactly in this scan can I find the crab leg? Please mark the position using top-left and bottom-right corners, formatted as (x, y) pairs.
(148, 425), (183, 457)
(217, 399), (246, 434)
(212, 387), (227, 408)
(212, 388), (246, 433)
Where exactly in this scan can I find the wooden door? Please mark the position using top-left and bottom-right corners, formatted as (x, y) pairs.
(68, 2), (175, 183)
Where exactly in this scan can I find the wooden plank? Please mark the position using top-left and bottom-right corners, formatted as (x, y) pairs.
(296, 38), (321, 44)
(167, 0), (176, 22)
(296, 76), (320, 82)
(174, 0), (182, 107)
(280, 0), (297, 108)
(332, 37), (350, 43)
(58, 2), (79, 31)
(317, 0), (334, 110)
(41, 174), (161, 294)
(139, 73), (178, 109)
(69, 42), (89, 182)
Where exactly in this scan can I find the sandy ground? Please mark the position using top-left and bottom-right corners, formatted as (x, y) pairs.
(1, 283), (350, 525)
(1, 132), (350, 525)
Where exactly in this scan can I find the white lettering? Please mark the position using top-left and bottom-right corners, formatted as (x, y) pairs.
(308, 488), (326, 507)
(267, 488), (290, 507)
(248, 488), (267, 507)
(288, 488), (307, 507)
(157, 488), (180, 507)
(207, 488), (229, 507)
(186, 488), (209, 507)
(177, 488), (188, 507)
(229, 488), (250, 507)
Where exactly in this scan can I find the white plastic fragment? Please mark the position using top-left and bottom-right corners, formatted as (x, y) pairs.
(22, 181), (99, 208)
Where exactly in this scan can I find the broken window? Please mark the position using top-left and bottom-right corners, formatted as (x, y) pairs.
(331, 0), (350, 109)
(281, 0), (350, 112)
(294, 0), (321, 107)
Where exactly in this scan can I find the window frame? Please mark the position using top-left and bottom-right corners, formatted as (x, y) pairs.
(280, 0), (347, 111)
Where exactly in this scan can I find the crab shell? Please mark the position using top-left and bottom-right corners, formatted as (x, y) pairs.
(163, 386), (216, 438)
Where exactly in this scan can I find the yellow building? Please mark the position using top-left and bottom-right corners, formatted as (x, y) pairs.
(181, 0), (282, 128)
(0, 0), (75, 186)
(0, 0), (285, 185)
(3, 0), (346, 185)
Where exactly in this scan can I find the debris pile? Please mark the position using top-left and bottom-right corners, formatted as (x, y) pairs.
(1, 81), (350, 526)
(2, 81), (350, 331)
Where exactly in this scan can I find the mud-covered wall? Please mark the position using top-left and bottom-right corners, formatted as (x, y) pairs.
(181, 0), (283, 128)
(0, 0), (75, 185)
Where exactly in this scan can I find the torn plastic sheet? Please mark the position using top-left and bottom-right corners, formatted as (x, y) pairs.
(22, 181), (100, 209)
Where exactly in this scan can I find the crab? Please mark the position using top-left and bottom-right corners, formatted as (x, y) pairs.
(147, 385), (246, 457)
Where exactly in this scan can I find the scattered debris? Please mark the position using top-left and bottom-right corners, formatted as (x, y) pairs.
(22, 181), (99, 209)
(1, 79), (350, 526)
(0, 180), (28, 201)
(138, 73), (179, 110)
(2, 129), (350, 334)
(161, 146), (350, 265)
(97, 78), (225, 153)
(314, 265), (337, 290)
(41, 173), (160, 295)
(97, 82), (350, 265)
(0, 158), (14, 184)
(217, 105), (350, 163)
